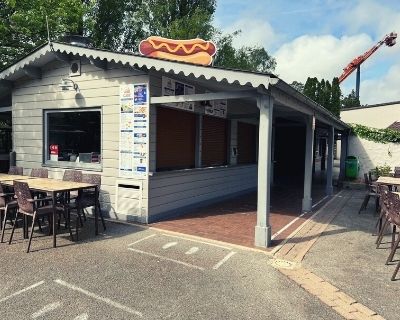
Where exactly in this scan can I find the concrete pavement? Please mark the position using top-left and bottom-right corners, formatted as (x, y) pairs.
(0, 220), (341, 320)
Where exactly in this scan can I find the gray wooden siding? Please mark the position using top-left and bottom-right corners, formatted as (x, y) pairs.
(148, 165), (257, 218)
(12, 58), (150, 221)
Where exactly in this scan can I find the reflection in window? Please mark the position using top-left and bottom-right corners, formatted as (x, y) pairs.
(46, 110), (101, 165)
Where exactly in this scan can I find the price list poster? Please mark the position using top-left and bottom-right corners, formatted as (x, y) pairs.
(119, 83), (149, 177)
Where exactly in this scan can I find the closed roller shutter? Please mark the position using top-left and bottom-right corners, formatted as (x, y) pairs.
(156, 106), (196, 171)
(237, 122), (257, 164)
(202, 116), (228, 167)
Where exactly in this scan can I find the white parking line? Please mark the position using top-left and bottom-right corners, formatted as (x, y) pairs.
(212, 251), (236, 270)
(162, 233), (232, 250)
(127, 234), (156, 246)
(185, 247), (199, 255)
(54, 279), (143, 318)
(31, 302), (62, 319)
(0, 281), (45, 303)
(73, 313), (89, 320)
(128, 248), (205, 271)
(162, 242), (178, 249)
(271, 213), (306, 240)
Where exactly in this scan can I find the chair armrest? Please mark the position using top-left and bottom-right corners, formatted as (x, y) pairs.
(27, 197), (53, 203)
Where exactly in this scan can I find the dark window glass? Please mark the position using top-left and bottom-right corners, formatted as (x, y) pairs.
(46, 110), (101, 164)
(237, 122), (257, 164)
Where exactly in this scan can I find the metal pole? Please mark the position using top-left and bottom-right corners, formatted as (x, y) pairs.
(302, 115), (315, 212)
(356, 65), (361, 100)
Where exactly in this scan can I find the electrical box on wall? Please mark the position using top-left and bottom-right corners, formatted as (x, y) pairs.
(69, 60), (81, 77)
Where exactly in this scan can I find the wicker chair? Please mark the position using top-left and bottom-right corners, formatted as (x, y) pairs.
(0, 184), (18, 243)
(63, 170), (82, 182)
(77, 173), (106, 231)
(9, 181), (68, 253)
(30, 168), (48, 178)
(8, 166), (23, 175)
(394, 167), (400, 178)
(358, 173), (379, 214)
(381, 192), (400, 280)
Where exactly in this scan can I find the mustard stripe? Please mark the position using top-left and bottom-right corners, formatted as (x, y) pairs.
(148, 40), (211, 54)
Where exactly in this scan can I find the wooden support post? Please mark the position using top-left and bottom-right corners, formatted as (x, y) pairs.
(255, 94), (273, 248)
(302, 115), (315, 212)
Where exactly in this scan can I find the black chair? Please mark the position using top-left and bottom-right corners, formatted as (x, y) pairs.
(9, 181), (68, 252)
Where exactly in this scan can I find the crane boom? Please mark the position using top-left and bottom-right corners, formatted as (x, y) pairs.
(338, 32), (397, 84)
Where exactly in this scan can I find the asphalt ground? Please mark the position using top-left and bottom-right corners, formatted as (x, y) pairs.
(303, 190), (399, 320)
(0, 219), (342, 320)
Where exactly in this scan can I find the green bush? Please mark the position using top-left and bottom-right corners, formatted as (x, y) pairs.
(370, 165), (391, 177)
(350, 124), (400, 144)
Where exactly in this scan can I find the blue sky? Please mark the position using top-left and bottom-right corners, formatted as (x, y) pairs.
(214, 0), (400, 105)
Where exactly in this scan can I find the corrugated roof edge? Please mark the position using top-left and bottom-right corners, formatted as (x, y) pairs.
(0, 41), (349, 130)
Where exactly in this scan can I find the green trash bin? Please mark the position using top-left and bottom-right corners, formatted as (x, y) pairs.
(345, 156), (359, 179)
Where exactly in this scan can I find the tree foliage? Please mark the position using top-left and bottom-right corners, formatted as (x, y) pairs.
(0, 0), (276, 74)
(0, 0), (84, 69)
(302, 77), (341, 117)
(341, 89), (361, 109)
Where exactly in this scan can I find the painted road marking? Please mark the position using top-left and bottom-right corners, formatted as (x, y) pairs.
(31, 302), (62, 319)
(212, 251), (236, 270)
(271, 195), (329, 240)
(0, 281), (45, 303)
(162, 233), (232, 250)
(185, 247), (199, 255)
(54, 279), (143, 318)
(127, 234), (156, 247)
(73, 313), (89, 320)
(272, 213), (306, 240)
(162, 241), (178, 249)
(128, 247), (205, 271)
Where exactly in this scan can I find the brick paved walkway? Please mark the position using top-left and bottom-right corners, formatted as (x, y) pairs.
(152, 182), (330, 249)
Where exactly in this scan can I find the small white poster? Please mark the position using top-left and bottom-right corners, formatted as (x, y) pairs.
(162, 76), (195, 112)
(204, 99), (228, 118)
(119, 83), (149, 177)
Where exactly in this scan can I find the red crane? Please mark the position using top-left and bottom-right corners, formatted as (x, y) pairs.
(338, 32), (397, 99)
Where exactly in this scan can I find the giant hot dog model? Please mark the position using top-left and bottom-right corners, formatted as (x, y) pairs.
(139, 36), (217, 66)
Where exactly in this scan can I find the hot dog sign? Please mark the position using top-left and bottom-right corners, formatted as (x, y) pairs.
(139, 36), (217, 66)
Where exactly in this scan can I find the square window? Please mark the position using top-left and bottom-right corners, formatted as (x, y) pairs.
(44, 109), (101, 169)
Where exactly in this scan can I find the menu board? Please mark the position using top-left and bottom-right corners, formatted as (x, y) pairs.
(119, 84), (149, 177)
(204, 99), (228, 118)
(162, 76), (195, 111)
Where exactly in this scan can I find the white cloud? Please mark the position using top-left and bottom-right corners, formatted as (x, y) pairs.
(274, 34), (373, 84)
(223, 18), (280, 50)
(360, 63), (400, 105)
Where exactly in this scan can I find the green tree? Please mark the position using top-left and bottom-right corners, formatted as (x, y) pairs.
(341, 89), (361, 109)
(290, 81), (304, 93)
(331, 77), (341, 116)
(302, 77), (341, 118)
(212, 31), (276, 73)
(1, 0), (277, 74)
(0, 0), (84, 69)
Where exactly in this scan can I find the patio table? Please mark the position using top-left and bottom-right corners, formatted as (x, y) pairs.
(0, 174), (37, 182)
(0, 176), (99, 248)
(376, 176), (400, 186)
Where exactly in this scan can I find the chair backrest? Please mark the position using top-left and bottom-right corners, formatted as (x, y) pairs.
(30, 168), (48, 178)
(13, 181), (34, 214)
(63, 170), (82, 182)
(394, 167), (400, 178)
(8, 166), (23, 175)
(0, 184), (5, 208)
(82, 173), (101, 186)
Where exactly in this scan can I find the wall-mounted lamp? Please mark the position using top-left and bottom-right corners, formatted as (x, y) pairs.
(59, 78), (80, 93)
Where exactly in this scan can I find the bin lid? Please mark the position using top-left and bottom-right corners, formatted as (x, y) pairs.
(346, 156), (357, 160)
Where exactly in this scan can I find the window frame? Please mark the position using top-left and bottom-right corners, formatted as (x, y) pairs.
(43, 107), (103, 171)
